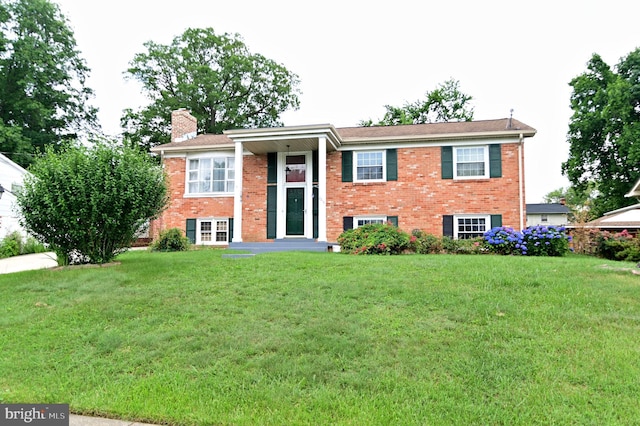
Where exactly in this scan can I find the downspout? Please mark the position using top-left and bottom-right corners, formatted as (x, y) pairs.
(518, 134), (525, 230)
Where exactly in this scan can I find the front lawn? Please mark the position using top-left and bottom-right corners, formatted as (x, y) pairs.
(1, 250), (639, 425)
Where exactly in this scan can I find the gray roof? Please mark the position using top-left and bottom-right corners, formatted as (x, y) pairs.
(526, 203), (570, 214)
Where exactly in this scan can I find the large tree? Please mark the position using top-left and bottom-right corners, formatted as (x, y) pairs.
(122, 27), (301, 151)
(17, 141), (168, 265)
(0, 0), (98, 167)
(562, 48), (640, 218)
(360, 79), (474, 126)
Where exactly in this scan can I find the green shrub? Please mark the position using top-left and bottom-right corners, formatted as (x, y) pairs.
(150, 228), (191, 252)
(409, 229), (443, 254)
(595, 230), (640, 262)
(0, 232), (23, 258)
(17, 141), (168, 265)
(338, 223), (410, 255)
(23, 237), (47, 254)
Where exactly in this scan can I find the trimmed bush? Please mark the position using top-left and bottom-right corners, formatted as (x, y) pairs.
(595, 230), (640, 262)
(338, 223), (410, 255)
(409, 229), (444, 254)
(150, 228), (191, 252)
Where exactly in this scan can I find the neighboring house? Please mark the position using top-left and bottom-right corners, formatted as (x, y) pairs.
(626, 178), (640, 200)
(0, 153), (28, 239)
(526, 203), (570, 227)
(576, 203), (640, 235)
(149, 109), (536, 246)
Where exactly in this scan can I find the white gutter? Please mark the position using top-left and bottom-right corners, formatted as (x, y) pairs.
(518, 133), (525, 230)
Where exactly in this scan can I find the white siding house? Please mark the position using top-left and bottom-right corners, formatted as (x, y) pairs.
(0, 153), (29, 239)
(526, 203), (570, 227)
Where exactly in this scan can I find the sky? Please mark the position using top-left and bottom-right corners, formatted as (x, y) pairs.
(54, 0), (640, 203)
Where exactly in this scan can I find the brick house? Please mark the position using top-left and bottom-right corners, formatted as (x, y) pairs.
(149, 109), (536, 246)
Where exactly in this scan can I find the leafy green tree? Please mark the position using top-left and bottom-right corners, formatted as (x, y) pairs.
(17, 141), (168, 265)
(562, 49), (640, 218)
(0, 0), (98, 167)
(360, 79), (474, 126)
(122, 27), (301, 151)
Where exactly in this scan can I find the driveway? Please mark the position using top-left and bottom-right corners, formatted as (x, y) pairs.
(0, 252), (58, 274)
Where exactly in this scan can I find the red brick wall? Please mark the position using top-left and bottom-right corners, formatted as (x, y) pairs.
(325, 143), (523, 241)
(151, 143), (524, 243)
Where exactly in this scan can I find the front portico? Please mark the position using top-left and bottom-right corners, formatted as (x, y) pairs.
(225, 125), (341, 243)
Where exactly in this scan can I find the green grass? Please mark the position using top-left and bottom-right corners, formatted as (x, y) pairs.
(1, 250), (640, 425)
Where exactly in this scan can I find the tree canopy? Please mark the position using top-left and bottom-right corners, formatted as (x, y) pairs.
(360, 79), (474, 126)
(562, 48), (640, 218)
(17, 141), (168, 265)
(122, 27), (301, 151)
(0, 0), (98, 167)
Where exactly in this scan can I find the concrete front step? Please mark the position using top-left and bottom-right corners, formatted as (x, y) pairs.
(228, 239), (331, 254)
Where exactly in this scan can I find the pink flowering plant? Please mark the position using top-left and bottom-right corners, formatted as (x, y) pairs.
(338, 223), (410, 255)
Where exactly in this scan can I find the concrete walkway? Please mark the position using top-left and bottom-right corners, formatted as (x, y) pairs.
(0, 251), (58, 274)
(70, 414), (160, 426)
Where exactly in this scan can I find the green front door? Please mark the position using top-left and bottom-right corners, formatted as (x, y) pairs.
(286, 187), (305, 236)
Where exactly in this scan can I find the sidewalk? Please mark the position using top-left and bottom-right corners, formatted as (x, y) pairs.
(70, 414), (160, 426)
(0, 251), (58, 274)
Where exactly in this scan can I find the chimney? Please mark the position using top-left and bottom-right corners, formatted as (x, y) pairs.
(171, 109), (197, 142)
(559, 198), (566, 206)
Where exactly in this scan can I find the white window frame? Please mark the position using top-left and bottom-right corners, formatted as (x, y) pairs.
(354, 216), (387, 228)
(354, 150), (386, 183)
(186, 154), (235, 196)
(196, 218), (229, 245)
(453, 146), (489, 179)
(454, 214), (490, 239)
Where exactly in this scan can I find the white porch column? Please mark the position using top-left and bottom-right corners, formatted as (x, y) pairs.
(318, 136), (328, 242)
(233, 141), (243, 242)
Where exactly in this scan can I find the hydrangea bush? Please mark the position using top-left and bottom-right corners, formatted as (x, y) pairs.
(484, 225), (571, 257)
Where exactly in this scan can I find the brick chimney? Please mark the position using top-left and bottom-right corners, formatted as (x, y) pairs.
(171, 109), (197, 142)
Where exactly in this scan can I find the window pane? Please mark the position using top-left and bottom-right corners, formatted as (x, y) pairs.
(356, 152), (383, 180)
(215, 220), (228, 242)
(200, 221), (212, 242)
(457, 217), (486, 239)
(188, 157), (234, 193)
(456, 147), (486, 177)
(286, 155), (306, 183)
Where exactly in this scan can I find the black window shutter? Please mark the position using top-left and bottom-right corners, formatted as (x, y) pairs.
(312, 150), (319, 183)
(387, 215), (399, 227)
(313, 186), (319, 239)
(342, 151), (353, 182)
(266, 186), (277, 239)
(489, 144), (502, 178)
(343, 216), (353, 231)
(386, 149), (398, 181)
(228, 218), (234, 243)
(443, 215), (454, 237)
(267, 152), (277, 184)
(490, 214), (502, 229)
(186, 219), (196, 244)
(441, 147), (453, 179)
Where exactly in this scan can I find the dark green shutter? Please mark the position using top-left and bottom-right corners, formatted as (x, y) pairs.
(228, 218), (234, 243)
(387, 215), (398, 227)
(386, 149), (398, 181)
(267, 152), (277, 183)
(443, 215), (454, 237)
(441, 146), (453, 179)
(342, 151), (353, 182)
(313, 186), (319, 239)
(343, 216), (353, 231)
(489, 144), (502, 178)
(186, 219), (196, 244)
(313, 150), (319, 183)
(266, 185), (277, 239)
(490, 214), (502, 229)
